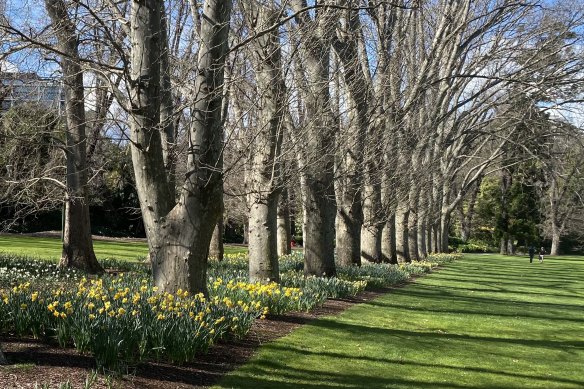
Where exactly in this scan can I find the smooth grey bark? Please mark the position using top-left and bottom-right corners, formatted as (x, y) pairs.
(434, 219), (442, 253)
(129, 0), (231, 294)
(45, 0), (102, 274)
(381, 214), (397, 263)
(395, 200), (410, 263)
(334, 106), (362, 267)
(244, 1), (286, 283)
(551, 226), (561, 256)
(158, 1), (177, 200)
(209, 220), (224, 260)
(439, 179), (454, 253)
(334, 107), (362, 267)
(376, 4), (399, 265)
(549, 178), (563, 256)
(292, 0), (337, 277)
(243, 222), (249, 245)
(361, 182), (382, 263)
(380, 154), (397, 263)
(407, 208), (418, 260)
(548, 177), (567, 256)
(430, 173), (442, 253)
(248, 194), (280, 282)
(440, 213), (450, 253)
(407, 186), (419, 261)
(277, 187), (292, 256)
(332, 3), (374, 267)
(361, 223), (381, 263)
(335, 208), (361, 266)
(209, 194), (224, 261)
(417, 207), (428, 259)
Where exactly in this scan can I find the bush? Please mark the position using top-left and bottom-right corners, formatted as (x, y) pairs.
(455, 239), (497, 253)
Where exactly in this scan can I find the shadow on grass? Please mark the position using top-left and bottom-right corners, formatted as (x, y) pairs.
(305, 318), (584, 350)
(215, 254), (584, 389)
(219, 357), (580, 389)
(226, 349), (584, 389)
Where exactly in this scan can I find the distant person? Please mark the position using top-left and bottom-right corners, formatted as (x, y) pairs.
(539, 247), (545, 263)
(528, 245), (535, 263)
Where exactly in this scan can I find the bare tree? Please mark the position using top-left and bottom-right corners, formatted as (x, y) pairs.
(277, 186), (292, 256)
(544, 129), (584, 255)
(128, 0), (232, 294)
(241, 0), (286, 283)
(291, 0), (337, 276)
(44, 0), (103, 273)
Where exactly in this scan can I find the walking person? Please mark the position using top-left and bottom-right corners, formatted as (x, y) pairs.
(528, 245), (535, 263)
(539, 247), (545, 263)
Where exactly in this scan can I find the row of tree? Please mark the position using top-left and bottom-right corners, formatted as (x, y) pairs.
(1, 0), (583, 294)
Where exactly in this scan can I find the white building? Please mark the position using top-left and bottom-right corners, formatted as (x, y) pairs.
(0, 61), (64, 111)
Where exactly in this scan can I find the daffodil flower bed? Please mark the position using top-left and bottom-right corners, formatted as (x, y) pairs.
(0, 274), (262, 369)
(0, 251), (459, 370)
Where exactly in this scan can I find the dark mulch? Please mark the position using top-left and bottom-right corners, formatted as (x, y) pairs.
(0, 288), (391, 388)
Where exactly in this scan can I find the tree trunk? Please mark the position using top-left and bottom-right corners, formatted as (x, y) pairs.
(45, 0), (102, 273)
(431, 181), (443, 253)
(407, 180), (420, 261)
(460, 222), (471, 243)
(507, 237), (515, 255)
(277, 187), (292, 257)
(209, 216), (224, 261)
(440, 215), (450, 253)
(499, 167), (512, 255)
(61, 198), (102, 273)
(381, 214), (397, 263)
(549, 179), (562, 256)
(334, 125), (362, 267)
(243, 222), (249, 245)
(500, 238), (508, 255)
(332, 6), (376, 267)
(129, 0), (231, 294)
(551, 225), (561, 256)
(292, 3), (337, 277)
(0, 347), (6, 364)
(361, 179), (382, 263)
(407, 207), (419, 261)
(434, 219), (442, 253)
(458, 177), (481, 243)
(336, 206), (361, 267)
(361, 224), (381, 264)
(158, 0), (176, 200)
(209, 184), (224, 260)
(417, 210), (427, 259)
(244, 2), (286, 283)
(302, 183), (336, 276)
(395, 201), (410, 263)
(427, 224), (433, 254)
(248, 193), (280, 282)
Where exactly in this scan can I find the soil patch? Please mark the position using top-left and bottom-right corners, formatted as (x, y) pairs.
(0, 288), (391, 388)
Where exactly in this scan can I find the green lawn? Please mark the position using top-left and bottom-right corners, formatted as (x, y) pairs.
(215, 254), (584, 389)
(0, 235), (246, 261)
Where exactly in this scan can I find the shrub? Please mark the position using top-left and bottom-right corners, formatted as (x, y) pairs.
(455, 240), (497, 253)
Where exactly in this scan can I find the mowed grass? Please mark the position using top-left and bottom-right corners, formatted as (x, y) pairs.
(215, 254), (584, 389)
(0, 235), (246, 262)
